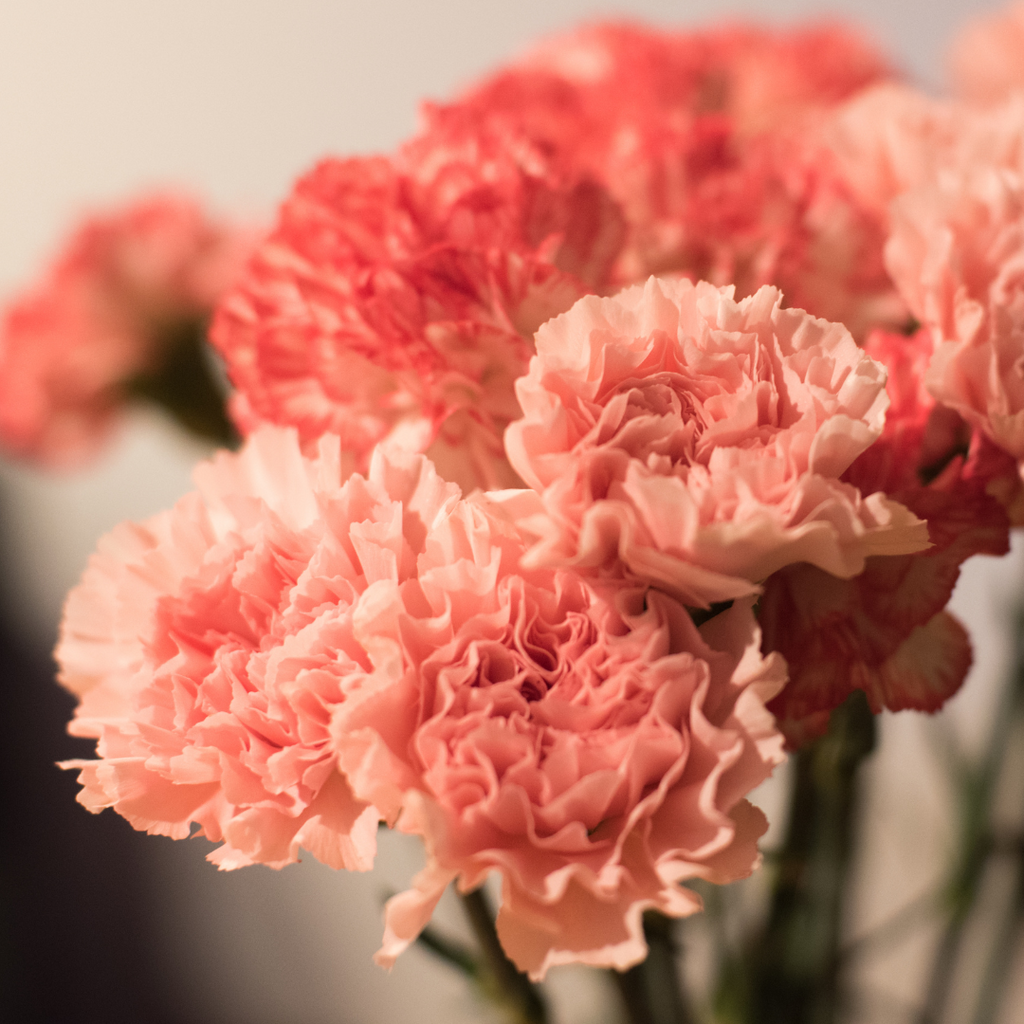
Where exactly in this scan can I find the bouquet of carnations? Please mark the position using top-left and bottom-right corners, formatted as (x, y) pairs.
(10, 5), (1024, 1022)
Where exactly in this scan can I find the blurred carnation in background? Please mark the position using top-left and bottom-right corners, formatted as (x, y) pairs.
(2, 2), (1024, 1023)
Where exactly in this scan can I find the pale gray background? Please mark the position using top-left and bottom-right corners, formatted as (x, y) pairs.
(0, 3), (1018, 1022)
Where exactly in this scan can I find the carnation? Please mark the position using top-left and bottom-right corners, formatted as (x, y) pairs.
(0, 193), (251, 465)
(429, 23), (896, 335)
(328, 488), (786, 979)
(885, 165), (1024, 472)
(504, 276), (930, 607)
(212, 141), (623, 493)
(760, 329), (1012, 739)
(827, 83), (1024, 227)
(56, 427), (469, 871)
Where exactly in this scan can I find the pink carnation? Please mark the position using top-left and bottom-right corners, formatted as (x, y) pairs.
(760, 329), (1011, 741)
(329, 491), (785, 979)
(827, 84), (1024, 224)
(57, 427), (468, 871)
(886, 165), (1024, 471)
(518, 21), (888, 139)
(431, 23), (895, 336)
(826, 85), (968, 223)
(504, 276), (930, 607)
(212, 143), (623, 493)
(0, 193), (251, 465)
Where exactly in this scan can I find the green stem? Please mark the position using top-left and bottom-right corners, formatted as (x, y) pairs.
(919, 607), (1024, 1024)
(460, 888), (549, 1024)
(415, 924), (481, 980)
(610, 913), (694, 1024)
(123, 317), (240, 449)
(970, 844), (1024, 1024)
(749, 690), (877, 1024)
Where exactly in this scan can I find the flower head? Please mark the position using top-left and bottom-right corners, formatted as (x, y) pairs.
(212, 142), (623, 493)
(0, 193), (250, 464)
(760, 328), (1012, 741)
(505, 276), (929, 607)
(57, 427), (465, 871)
(329, 487), (785, 979)
(432, 23), (896, 335)
(886, 165), (1024, 471)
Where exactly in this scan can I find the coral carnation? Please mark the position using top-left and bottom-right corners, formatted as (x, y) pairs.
(425, 23), (896, 335)
(329, 488), (785, 979)
(0, 193), (251, 465)
(57, 427), (468, 870)
(505, 276), (929, 607)
(212, 142), (623, 493)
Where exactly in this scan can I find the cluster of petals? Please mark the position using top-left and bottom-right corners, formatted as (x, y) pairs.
(760, 328), (1012, 739)
(821, 63), (1024, 504)
(826, 83), (1024, 223)
(55, 427), (437, 870)
(58, 425), (787, 978)
(504, 276), (929, 608)
(430, 22), (897, 336)
(885, 162), (1024, 473)
(328, 486), (785, 979)
(211, 136), (624, 493)
(0, 193), (251, 465)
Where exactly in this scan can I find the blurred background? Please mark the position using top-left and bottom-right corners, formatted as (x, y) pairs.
(0, 2), (1020, 1022)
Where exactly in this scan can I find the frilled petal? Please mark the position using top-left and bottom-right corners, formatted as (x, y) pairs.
(506, 276), (928, 606)
(57, 428), (465, 871)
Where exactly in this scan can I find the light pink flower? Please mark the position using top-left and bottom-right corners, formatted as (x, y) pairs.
(0, 193), (251, 465)
(329, 489), (785, 979)
(827, 83), (1024, 226)
(827, 85), (968, 223)
(886, 166), (1024, 468)
(57, 427), (466, 871)
(759, 330), (1012, 742)
(504, 276), (929, 607)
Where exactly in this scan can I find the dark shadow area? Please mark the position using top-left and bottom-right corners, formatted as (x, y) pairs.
(0, 491), (201, 1024)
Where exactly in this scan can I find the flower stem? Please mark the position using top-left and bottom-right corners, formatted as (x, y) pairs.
(610, 912), (694, 1024)
(920, 606), (1024, 1024)
(970, 843), (1024, 1024)
(459, 888), (549, 1024)
(123, 317), (240, 449)
(749, 690), (877, 1024)
(416, 924), (481, 980)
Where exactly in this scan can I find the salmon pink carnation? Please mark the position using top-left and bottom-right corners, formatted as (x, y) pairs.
(328, 488), (785, 979)
(504, 276), (930, 607)
(56, 427), (468, 871)
(0, 193), (251, 465)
